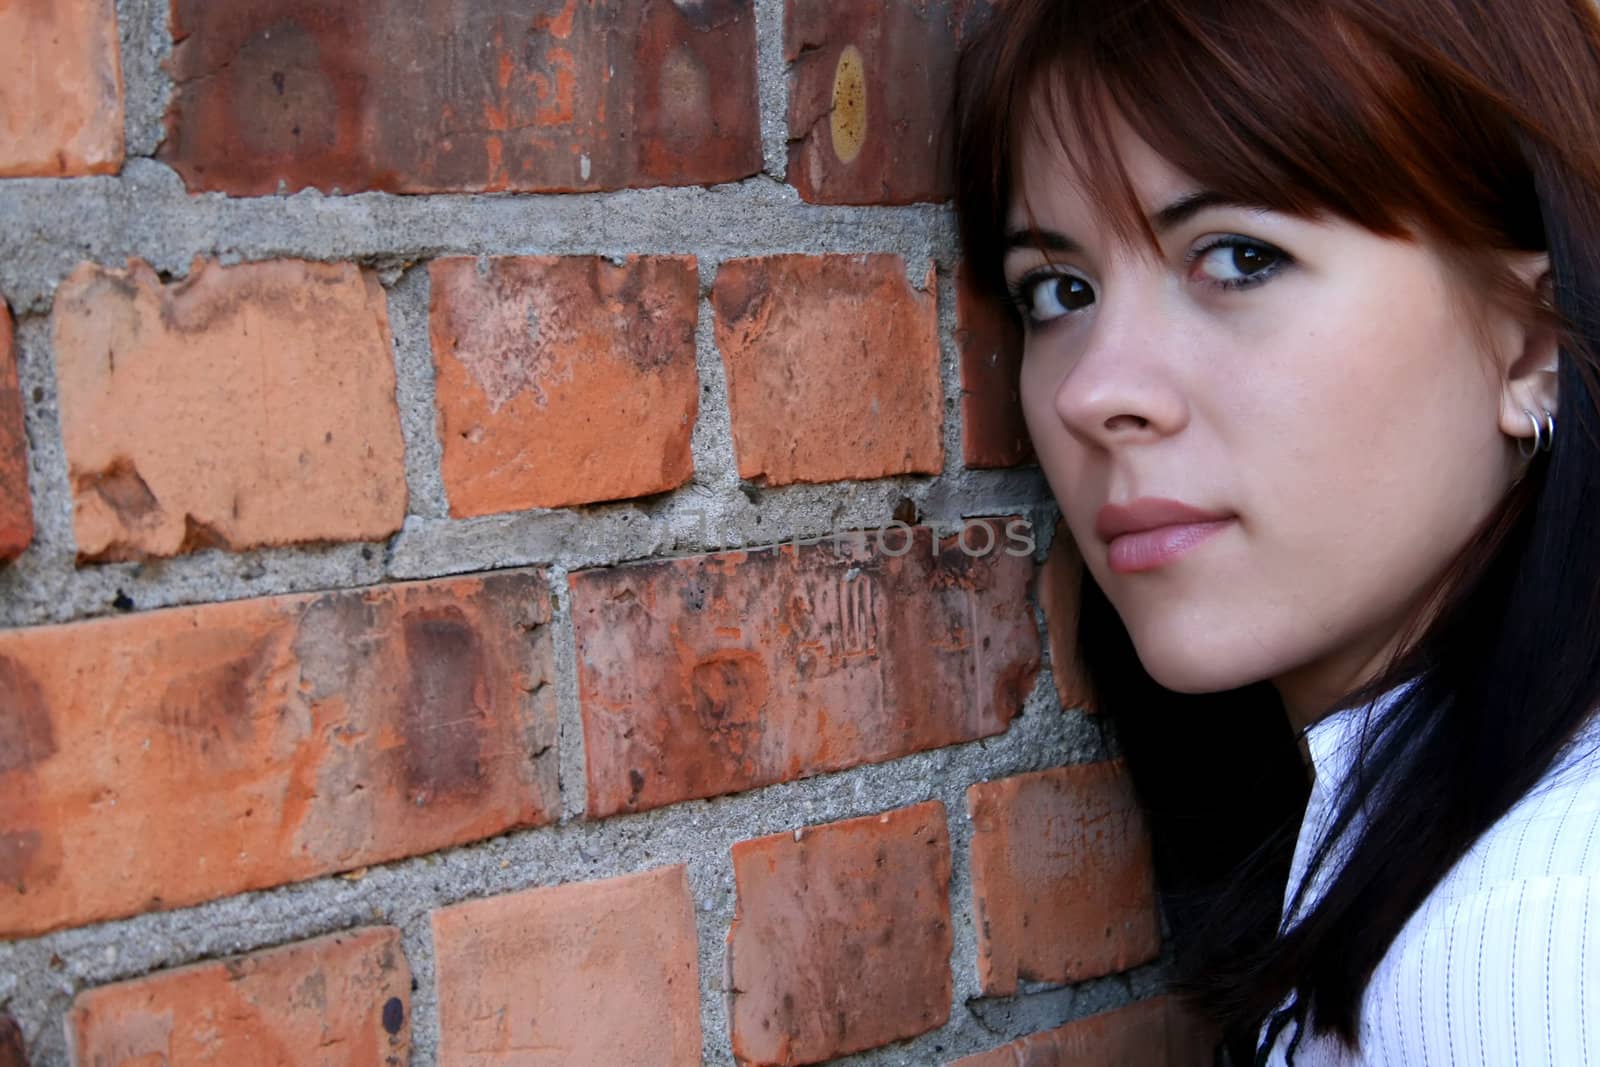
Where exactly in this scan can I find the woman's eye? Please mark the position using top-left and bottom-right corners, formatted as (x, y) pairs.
(1007, 271), (1094, 326)
(1191, 237), (1290, 289)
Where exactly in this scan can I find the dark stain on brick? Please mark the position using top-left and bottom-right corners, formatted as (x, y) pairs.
(0, 654), (55, 775)
(154, 638), (268, 761)
(76, 457), (161, 525)
(711, 265), (770, 327)
(607, 259), (696, 373)
(178, 513), (233, 554)
(0, 830), (42, 894)
(381, 996), (405, 1035)
(0, 1010), (23, 1067)
(401, 609), (488, 800)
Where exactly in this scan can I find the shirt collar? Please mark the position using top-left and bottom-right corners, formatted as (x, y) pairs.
(1300, 677), (1419, 793)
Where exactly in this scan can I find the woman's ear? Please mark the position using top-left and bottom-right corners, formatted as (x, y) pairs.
(1495, 251), (1560, 446)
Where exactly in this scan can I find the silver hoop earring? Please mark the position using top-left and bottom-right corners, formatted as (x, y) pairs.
(1518, 407), (1555, 459)
(1518, 409), (1543, 458)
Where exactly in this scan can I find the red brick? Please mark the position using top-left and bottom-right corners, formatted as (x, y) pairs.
(430, 255), (699, 517)
(712, 254), (942, 486)
(432, 864), (702, 1066)
(0, 0), (124, 177)
(0, 569), (556, 938)
(0, 304), (32, 563)
(727, 801), (953, 1065)
(958, 261), (1034, 468)
(571, 518), (1038, 817)
(967, 761), (1161, 996)
(1037, 519), (1092, 713)
(785, 0), (995, 204)
(159, 0), (760, 195)
(50, 257), (408, 562)
(946, 996), (1214, 1067)
(0, 1012), (23, 1067)
(68, 927), (411, 1067)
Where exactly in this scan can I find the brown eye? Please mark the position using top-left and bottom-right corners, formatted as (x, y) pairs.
(1009, 271), (1094, 326)
(1192, 237), (1290, 289)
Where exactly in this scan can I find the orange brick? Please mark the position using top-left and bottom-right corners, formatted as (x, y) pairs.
(51, 257), (407, 562)
(967, 761), (1161, 996)
(785, 0), (995, 204)
(0, 569), (556, 938)
(430, 255), (699, 516)
(0, 0), (123, 177)
(0, 304), (32, 562)
(160, 1), (759, 195)
(571, 519), (1039, 816)
(1037, 519), (1092, 712)
(727, 801), (953, 1065)
(958, 261), (1034, 469)
(711, 254), (943, 486)
(946, 997), (1216, 1067)
(432, 864), (702, 1067)
(68, 927), (411, 1067)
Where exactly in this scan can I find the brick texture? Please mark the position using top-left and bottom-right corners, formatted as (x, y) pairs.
(712, 254), (942, 486)
(958, 261), (1034, 468)
(159, 0), (761, 195)
(0, 0), (124, 177)
(51, 257), (407, 562)
(0, 1012), (22, 1067)
(571, 518), (1039, 817)
(0, 569), (556, 938)
(727, 801), (953, 1065)
(0, 303), (32, 563)
(68, 927), (411, 1067)
(433, 864), (702, 1067)
(430, 255), (699, 516)
(947, 996), (1216, 1067)
(1038, 519), (1092, 712)
(967, 761), (1162, 996)
(785, 0), (994, 204)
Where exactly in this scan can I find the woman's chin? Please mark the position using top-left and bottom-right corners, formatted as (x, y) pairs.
(1132, 638), (1271, 695)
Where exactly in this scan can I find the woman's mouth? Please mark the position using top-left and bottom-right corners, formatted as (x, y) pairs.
(1106, 519), (1233, 574)
(1094, 498), (1237, 574)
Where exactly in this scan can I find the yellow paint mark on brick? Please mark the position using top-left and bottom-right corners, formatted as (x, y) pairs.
(831, 45), (867, 165)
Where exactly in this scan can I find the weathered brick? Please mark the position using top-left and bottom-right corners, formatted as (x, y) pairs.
(51, 257), (408, 562)
(958, 261), (1034, 469)
(0, 304), (32, 563)
(785, 0), (994, 204)
(967, 761), (1161, 996)
(712, 254), (942, 486)
(160, 0), (760, 195)
(946, 997), (1216, 1067)
(430, 255), (699, 517)
(0, 569), (556, 938)
(0, 0), (124, 177)
(68, 927), (411, 1067)
(433, 864), (702, 1066)
(1038, 518), (1093, 712)
(0, 1012), (23, 1067)
(571, 519), (1038, 817)
(727, 801), (953, 1065)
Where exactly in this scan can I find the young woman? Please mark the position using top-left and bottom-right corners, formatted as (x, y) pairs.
(952, 1), (1600, 1063)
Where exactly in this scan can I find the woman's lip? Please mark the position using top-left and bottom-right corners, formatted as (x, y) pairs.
(1106, 519), (1233, 574)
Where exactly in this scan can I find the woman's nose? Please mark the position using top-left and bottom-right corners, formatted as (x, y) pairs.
(1050, 291), (1189, 449)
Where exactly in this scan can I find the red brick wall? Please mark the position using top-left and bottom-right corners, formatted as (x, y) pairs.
(0, 1), (1216, 1065)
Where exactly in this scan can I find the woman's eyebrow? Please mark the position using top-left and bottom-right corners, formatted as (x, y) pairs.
(1003, 190), (1267, 255)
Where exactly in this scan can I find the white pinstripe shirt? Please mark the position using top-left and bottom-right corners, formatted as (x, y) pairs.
(1257, 683), (1600, 1065)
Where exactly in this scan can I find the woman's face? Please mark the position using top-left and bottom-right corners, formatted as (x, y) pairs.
(1004, 103), (1551, 726)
